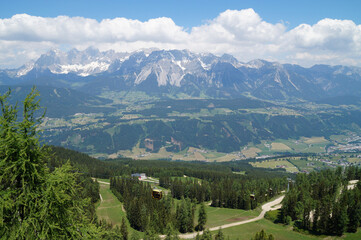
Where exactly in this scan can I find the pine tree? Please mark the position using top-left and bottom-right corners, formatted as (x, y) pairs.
(130, 231), (141, 240)
(302, 197), (313, 230)
(121, 217), (129, 240)
(331, 200), (348, 236)
(186, 198), (195, 232)
(196, 203), (207, 231)
(201, 229), (212, 240)
(312, 202), (320, 232)
(165, 223), (179, 240)
(176, 198), (190, 233)
(347, 190), (361, 232)
(251, 229), (274, 240)
(39, 162), (93, 239)
(195, 233), (201, 240)
(214, 228), (225, 240)
(144, 228), (160, 240)
(0, 87), (48, 238)
(0, 88), (100, 239)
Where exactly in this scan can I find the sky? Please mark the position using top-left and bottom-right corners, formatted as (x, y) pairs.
(0, 0), (360, 68)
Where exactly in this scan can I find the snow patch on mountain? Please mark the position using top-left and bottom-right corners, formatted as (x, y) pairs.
(51, 61), (110, 76)
(17, 61), (35, 77)
(244, 59), (266, 69)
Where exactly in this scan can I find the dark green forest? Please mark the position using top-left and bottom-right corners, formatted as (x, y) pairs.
(280, 166), (361, 236)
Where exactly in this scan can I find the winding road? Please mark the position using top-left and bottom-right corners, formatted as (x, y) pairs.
(177, 195), (285, 239)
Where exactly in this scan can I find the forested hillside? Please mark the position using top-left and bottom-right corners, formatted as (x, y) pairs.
(280, 166), (361, 236)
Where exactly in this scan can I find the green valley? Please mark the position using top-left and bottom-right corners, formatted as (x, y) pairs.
(32, 89), (361, 160)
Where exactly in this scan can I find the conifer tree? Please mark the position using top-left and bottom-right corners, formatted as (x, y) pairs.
(178, 199), (187, 233)
(0, 88), (100, 239)
(196, 203), (207, 231)
(130, 231), (141, 240)
(214, 228), (225, 240)
(165, 223), (179, 240)
(331, 201), (348, 236)
(0, 87), (48, 238)
(144, 228), (160, 240)
(347, 189), (361, 232)
(121, 217), (129, 240)
(201, 229), (212, 240)
(251, 229), (274, 240)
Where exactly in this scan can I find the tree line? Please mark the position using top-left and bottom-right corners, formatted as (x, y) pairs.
(160, 176), (287, 210)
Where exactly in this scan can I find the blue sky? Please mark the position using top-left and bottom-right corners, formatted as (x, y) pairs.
(0, 0), (360, 68)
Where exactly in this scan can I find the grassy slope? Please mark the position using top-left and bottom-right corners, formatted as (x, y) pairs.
(96, 182), (126, 226)
(219, 219), (319, 240)
(195, 204), (261, 229)
(218, 218), (361, 240)
(96, 181), (140, 235)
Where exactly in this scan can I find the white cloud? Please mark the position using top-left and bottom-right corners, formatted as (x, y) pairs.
(0, 40), (56, 69)
(286, 19), (359, 50)
(0, 9), (360, 68)
(0, 14), (188, 44)
(192, 9), (286, 43)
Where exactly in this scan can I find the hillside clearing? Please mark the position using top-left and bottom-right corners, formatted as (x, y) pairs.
(96, 181), (125, 227)
(95, 180), (143, 236)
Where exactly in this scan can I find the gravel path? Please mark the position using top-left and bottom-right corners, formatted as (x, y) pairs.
(97, 180), (110, 185)
(177, 195), (285, 239)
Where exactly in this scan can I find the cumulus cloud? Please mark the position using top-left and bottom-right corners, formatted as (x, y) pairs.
(0, 9), (360, 68)
(190, 9), (285, 43)
(0, 14), (188, 44)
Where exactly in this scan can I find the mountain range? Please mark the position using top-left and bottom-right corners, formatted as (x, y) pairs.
(1, 48), (361, 101)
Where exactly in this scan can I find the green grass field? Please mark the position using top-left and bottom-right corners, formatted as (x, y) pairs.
(171, 176), (201, 183)
(217, 218), (361, 240)
(219, 219), (318, 240)
(288, 158), (325, 171)
(271, 142), (292, 151)
(96, 180), (141, 235)
(251, 159), (299, 172)
(195, 204), (261, 229)
(96, 182), (126, 227)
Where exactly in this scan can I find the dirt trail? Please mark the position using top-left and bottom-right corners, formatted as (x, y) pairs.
(97, 180), (110, 185)
(177, 195), (285, 239)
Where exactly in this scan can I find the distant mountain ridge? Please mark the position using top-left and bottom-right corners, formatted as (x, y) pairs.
(1, 48), (361, 101)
